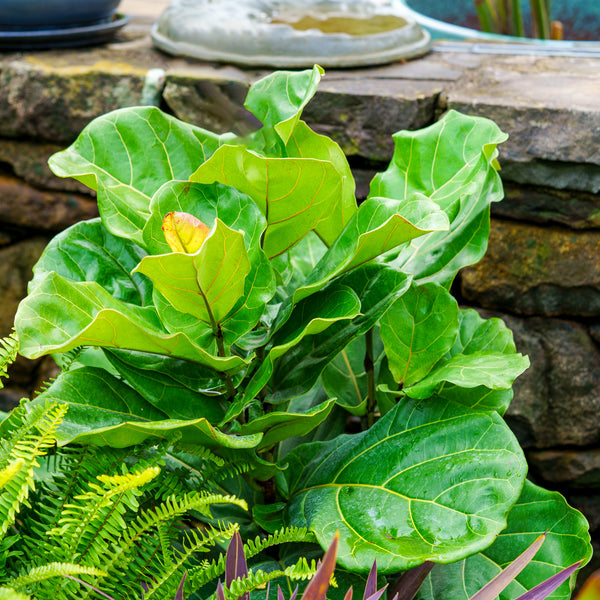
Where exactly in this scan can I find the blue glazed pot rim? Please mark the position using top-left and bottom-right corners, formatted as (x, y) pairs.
(393, 0), (600, 55)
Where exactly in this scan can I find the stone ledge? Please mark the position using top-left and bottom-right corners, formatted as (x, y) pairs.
(0, 24), (598, 208)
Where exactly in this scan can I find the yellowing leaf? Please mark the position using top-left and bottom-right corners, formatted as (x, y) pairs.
(162, 211), (210, 253)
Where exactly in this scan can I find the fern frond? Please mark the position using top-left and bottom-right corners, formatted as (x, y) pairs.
(120, 522), (239, 600)
(48, 466), (160, 564)
(0, 331), (19, 388)
(8, 563), (106, 589)
(243, 527), (316, 557)
(0, 587), (30, 600)
(34, 377), (58, 397)
(0, 460), (25, 490)
(186, 526), (315, 591)
(173, 444), (225, 467)
(0, 402), (67, 538)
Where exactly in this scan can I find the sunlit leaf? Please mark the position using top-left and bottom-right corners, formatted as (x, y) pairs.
(190, 147), (343, 258)
(49, 107), (231, 246)
(15, 273), (247, 374)
(371, 110), (507, 287)
(135, 219), (251, 325)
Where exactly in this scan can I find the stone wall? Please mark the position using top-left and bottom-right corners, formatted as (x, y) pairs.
(0, 35), (599, 574)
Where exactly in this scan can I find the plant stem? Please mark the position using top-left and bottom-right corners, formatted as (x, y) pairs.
(197, 281), (236, 400)
(474, 0), (500, 33)
(530, 0), (550, 38)
(510, 0), (525, 36)
(363, 328), (376, 429)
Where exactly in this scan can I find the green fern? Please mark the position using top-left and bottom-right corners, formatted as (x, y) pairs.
(0, 331), (19, 388)
(0, 401), (67, 538)
(0, 403), (322, 600)
(7, 564), (106, 590)
(187, 527), (316, 591)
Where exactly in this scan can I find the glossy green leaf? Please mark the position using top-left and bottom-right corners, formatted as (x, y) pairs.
(416, 481), (592, 600)
(143, 181), (266, 255)
(239, 284), (362, 411)
(451, 309), (518, 356)
(135, 218), (251, 325)
(246, 67), (357, 247)
(29, 218), (151, 305)
(371, 110), (508, 286)
(31, 367), (261, 449)
(292, 194), (447, 305)
(403, 353), (530, 399)
(240, 399), (336, 450)
(49, 107), (230, 246)
(104, 349), (226, 422)
(279, 398), (527, 573)
(380, 306), (528, 403)
(190, 147), (343, 258)
(245, 65), (324, 148)
(379, 283), (459, 387)
(427, 385), (514, 415)
(15, 272), (247, 373)
(284, 120), (357, 247)
(271, 266), (411, 404)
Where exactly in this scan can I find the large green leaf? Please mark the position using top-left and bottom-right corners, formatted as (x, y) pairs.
(371, 110), (508, 287)
(48, 107), (230, 246)
(270, 266), (411, 404)
(31, 367), (261, 449)
(279, 398), (527, 573)
(245, 66), (357, 247)
(403, 353), (530, 399)
(104, 349), (226, 422)
(142, 181), (266, 255)
(15, 272), (247, 373)
(190, 147), (343, 258)
(135, 219), (251, 325)
(401, 308), (529, 400)
(240, 399), (336, 451)
(292, 194), (448, 305)
(379, 305), (528, 402)
(379, 283), (459, 387)
(416, 481), (592, 600)
(28, 218), (152, 305)
(285, 120), (357, 246)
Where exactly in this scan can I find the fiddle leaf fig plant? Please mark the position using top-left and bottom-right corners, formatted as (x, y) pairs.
(8, 65), (591, 599)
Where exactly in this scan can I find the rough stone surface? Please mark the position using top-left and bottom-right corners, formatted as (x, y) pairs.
(0, 173), (98, 232)
(462, 219), (600, 317)
(164, 69), (444, 160)
(443, 56), (600, 193)
(0, 139), (92, 194)
(0, 237), (50, 338)
(163, 72), (258, 136)
(483, 312), (600, 449)
(529, 450), (600, 488)
(0, 55), (149, 144)
(493, 182), (600, 230)
(305, 77), (442, 160)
